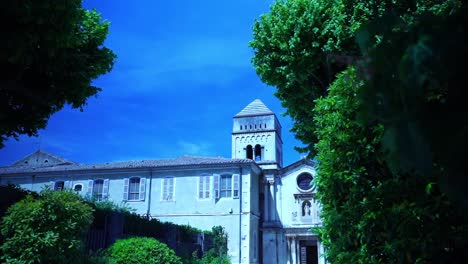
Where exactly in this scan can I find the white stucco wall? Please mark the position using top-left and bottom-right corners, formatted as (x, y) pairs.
(279, 165), (320, 227)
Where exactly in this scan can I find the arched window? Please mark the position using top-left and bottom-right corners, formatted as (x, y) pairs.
(74, 184), (83, 192)
(246, 145), (253, 160)
(128, 177), (141, 201)
(93, 179), (104, 201)
(254, 144), (262, 161)
(54, 181), (64, 191)
(302, 200), (312, 216)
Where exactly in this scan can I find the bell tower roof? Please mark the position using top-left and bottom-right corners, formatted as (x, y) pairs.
(235, 99), (273, 117)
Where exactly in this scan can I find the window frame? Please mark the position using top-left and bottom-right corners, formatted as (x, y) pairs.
(296, 173), (314, 192)
(128, 177), (141, 201)
(73, 184), (83, 192)
(214, 173), (240, 199)
(93, 179), (105, 201)
(54, 181), (65, 191)
(220, 174), (232, 198)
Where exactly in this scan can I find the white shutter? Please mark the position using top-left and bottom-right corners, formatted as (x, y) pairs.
(139, 178), (146, 201)
(214, 174), (220, 199)
(64, 181), (72, 190)
(169, 178), (174, 201)
(233, 174), (239, 198)
(199, 176), (204, 199)
(102, 179), (109, 200)
(162, 178), (168, 200)
(205, 176), (210, 199)
(87, 180), (94, 197)
(48, 181), (55, 190)
(123, 178), (129, 200)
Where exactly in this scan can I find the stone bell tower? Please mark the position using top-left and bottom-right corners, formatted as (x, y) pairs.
(232, 99), (283, 169)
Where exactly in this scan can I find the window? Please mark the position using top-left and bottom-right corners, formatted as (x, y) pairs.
(214, 174), (240, 199)
(220, 175), (232, 198)
(297, 173), (313, 191)
(123, 177), (146, 201)
(54, 181), (64, 191)
(199, 175), (211, 199)
(129, 178), (140, 200)
(93, 179), (104, 201)
(246, 145), (253, 160)
(87, 179), (109, 201)
(254, 144), (262, 161)
(162, 177), (174, 201)
(74, 184), (82, 192)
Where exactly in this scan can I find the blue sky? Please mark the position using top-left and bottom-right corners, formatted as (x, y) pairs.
(0, 0), (305, 166)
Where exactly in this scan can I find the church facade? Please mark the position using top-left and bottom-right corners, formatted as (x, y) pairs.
(0, 99), (325, 264)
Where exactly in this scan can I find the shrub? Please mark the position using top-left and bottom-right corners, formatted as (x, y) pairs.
(108, 237), (182, 264)
(198, 249), (231, 264)
(0, 189), (93, 264)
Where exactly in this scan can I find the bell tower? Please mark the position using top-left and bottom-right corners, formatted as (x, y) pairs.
(232, 99), (283, 169)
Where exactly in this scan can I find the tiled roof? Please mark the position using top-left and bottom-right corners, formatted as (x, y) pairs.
(235, 99), (274, 117)
(0, 155), (254, 175)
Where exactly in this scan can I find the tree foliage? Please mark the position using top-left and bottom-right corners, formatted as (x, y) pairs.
(356, 1), (468, 206)
(108, 237), (182, 264)
(250, 0), (460, 155)
(0, 0), (116, 147)
(251, 0), (468, 263)
(0, 189), (93, 264)
(314, 68), (468, 263)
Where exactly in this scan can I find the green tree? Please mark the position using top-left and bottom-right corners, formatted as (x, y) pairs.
(211, 226), (228, 258)
(314, 68), (468, 263)
(0, 0), (116, 147)
(251, 0), (468, 263)
(355, 1), (468, 207)
(108, 237), (182, 264)
(1, 190), (94, 264)
(250, 0), (460, 156)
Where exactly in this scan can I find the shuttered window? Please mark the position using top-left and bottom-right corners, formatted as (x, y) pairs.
(54, 181), (64, 191)
(198, 175), (211, 199)
(213, 174), (240, 199)
(91, 179), (109, 201)
(128, 178), (140, 201)
(163, 177), (174, 201)
(220, 175), (232, 198)
(93, 179), (104, 201)
(123, 177), (146, 201)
